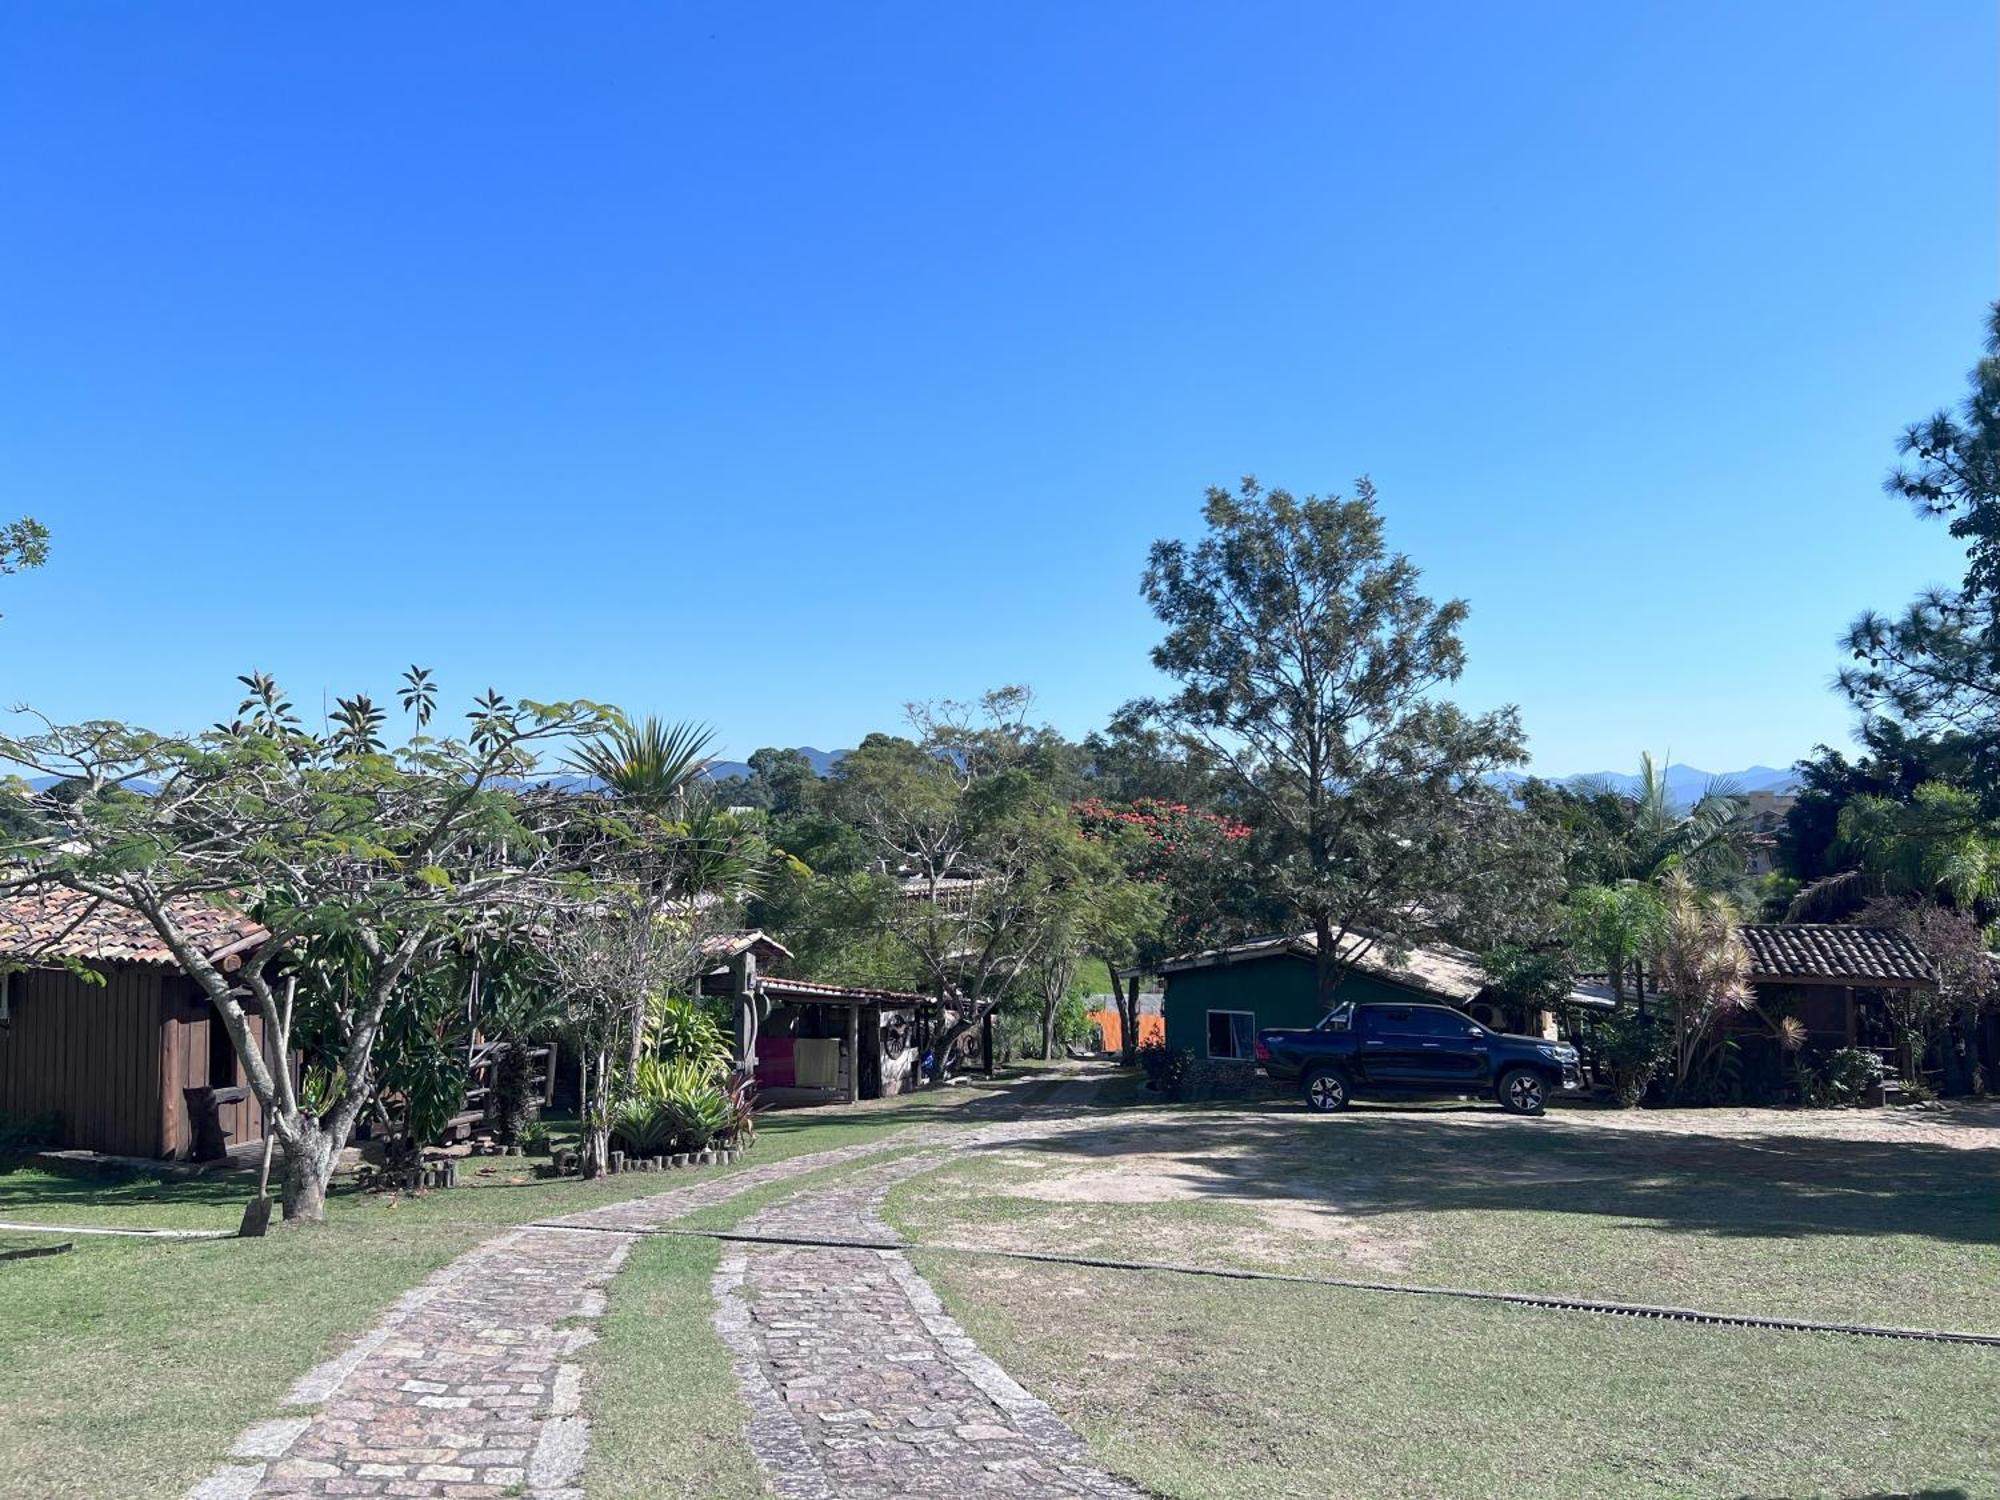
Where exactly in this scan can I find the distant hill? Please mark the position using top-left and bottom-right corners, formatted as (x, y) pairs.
(1492, 763), (1799, 809)
(702, 746), (848, 782)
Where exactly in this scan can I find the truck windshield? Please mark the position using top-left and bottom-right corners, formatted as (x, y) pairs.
(1317, 1004), (1353, 1033)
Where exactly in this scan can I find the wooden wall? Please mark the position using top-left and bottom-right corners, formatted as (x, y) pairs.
(159, 976), (268, 1158)
(0, 964), (166, 1157)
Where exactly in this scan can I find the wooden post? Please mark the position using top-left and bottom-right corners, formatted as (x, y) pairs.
(844, 1002), (860, 1105)
(731, 951), (759, 1076)
(982, 1011), (995, 1077)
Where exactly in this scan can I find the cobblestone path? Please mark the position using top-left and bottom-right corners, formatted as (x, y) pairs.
(714, 1098), (1147, 1498)
(187, 1128), (960, 1500)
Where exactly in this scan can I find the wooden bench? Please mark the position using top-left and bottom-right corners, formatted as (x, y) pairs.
(182, 1084), (250, 1162)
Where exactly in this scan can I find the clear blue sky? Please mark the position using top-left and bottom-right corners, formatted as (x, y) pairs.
(2, 3), (1992, 776)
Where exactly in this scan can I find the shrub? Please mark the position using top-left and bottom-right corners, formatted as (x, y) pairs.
(490, 1043), (538, 1146)
(1594, 1011), (1672, 1108)
(718, 1072), (757, 1150)
(0, 1110), (59, 1151)
(1138, 1042), (1195, 1095)
(663, 1083), (731, 1153)
(1808, 1048), (1880, 1112)
(645, 994), (733, 1075)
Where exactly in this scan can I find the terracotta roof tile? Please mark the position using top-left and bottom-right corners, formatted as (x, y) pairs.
(1738, 925), (1934, 987)
(0, 886), (268, 969)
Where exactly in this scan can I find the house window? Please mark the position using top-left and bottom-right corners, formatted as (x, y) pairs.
(1206, 1009), (1257, 1061)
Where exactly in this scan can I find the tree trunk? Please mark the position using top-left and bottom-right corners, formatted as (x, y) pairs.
(279, 1118), (338, 1223)
(1040, 994), (1058, 1060)
(580, 1041), (613, 1179)
(1314, 912), (1337, 1009)
(1118, 973), (1142, 1065)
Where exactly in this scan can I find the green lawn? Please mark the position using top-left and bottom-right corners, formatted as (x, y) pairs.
(915, 1253), (2000, 1500)
(884, 1101), (2000, 1333)
(0, 1080), (1006, 1500)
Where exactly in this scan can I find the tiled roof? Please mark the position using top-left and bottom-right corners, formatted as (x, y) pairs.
(757, 975), (935, 1007)
(0, 886), (269, 969)
(1738, 925), (1935, 988)
(700, 929), (795, 964)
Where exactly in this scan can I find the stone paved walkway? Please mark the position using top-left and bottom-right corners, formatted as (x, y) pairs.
(713, 1089), (1147, 1498)
(187, 1128), (963, 1500)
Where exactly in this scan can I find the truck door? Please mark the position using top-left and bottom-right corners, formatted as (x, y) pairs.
(1355, 1006), (1422, 1081)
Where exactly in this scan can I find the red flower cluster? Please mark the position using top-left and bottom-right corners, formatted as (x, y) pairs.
(1073, 797), (1252, 852)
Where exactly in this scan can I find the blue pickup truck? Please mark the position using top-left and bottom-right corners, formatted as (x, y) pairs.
(1255, 1000), (1583, 1115)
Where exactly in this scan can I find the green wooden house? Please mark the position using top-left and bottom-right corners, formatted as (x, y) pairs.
(1157, 930), (1604, 1064)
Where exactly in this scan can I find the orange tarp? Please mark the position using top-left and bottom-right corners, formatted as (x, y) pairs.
(1088, 1008), (1163, 1055)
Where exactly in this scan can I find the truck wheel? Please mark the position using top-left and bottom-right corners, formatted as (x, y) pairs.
(1497, 1067), (1547, 1116)
(1303, 1067), (1351, 1113)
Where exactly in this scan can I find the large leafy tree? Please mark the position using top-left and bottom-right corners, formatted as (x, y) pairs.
(830, 691), (1092, 1072)
(1138, 477), (1530, 1005)
(0, 673), (617, 1221)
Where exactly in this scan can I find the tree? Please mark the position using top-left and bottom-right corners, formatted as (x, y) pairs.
(1138, 477), (1530, 1006)
(568, 715), (713, 810)
(1565, 883), (1667, 1006)
(830, 692), (1088, 1076)
(0, 516), (48, 619)
(1, 517), (49, 577)
(1073, 795), (1264, 1061)
(537, 890), (715, 1177)
(0, 673), (616, 1221)
(569, 717), (764, 1074)
(1025, 835), (1162, 1060)
(1842, 303), (2000, 739)
(1650, 872), (1752, 1100)
(1787, 781), (2000, 920)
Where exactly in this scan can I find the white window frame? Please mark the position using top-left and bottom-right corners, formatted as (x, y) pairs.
(1205, 1008), (1258, 1062)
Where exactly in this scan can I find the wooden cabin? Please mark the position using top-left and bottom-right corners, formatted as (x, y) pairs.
(0, 888), (278, 1159)
(700, 930), (964, 1103)
(1736, 923), (1935, 1051)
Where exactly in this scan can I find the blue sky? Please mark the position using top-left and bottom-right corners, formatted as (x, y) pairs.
(1, 3), (1992, 775)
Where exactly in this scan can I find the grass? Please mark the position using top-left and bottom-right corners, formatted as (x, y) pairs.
(884, 1100), (2000, 1333)
(0, 1078), (1010, 1500)
(915, 1252), (2000, 1500)
(584, 1235), (766, 1499)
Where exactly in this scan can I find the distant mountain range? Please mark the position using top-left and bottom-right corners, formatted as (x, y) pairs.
(702, 747), (846, 782)
(24, 757), (1803, 814)
(1492, 763), (1800, 808)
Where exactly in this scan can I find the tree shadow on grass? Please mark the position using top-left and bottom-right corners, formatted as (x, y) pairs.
(963, 1108), (2000, 1248)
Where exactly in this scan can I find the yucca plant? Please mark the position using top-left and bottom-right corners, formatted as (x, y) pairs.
(567, 716), (714, 812)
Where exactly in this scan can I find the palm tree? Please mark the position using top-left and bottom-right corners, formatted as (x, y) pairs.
(1626, 752), (1753, 884)
(568, 716), (715, 811)
(1788, 781), (2000, 919)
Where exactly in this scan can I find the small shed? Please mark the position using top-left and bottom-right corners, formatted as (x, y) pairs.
(0, 888), (278, 1159)
(1736, 924), (1936, 1048)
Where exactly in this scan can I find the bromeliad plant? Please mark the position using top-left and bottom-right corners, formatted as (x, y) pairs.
(610, 1054), (739, 1156)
